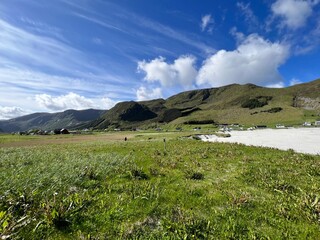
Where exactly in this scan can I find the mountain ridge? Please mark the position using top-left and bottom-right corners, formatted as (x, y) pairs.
(1, 79), (319, 132)
(0, 109), (106, 132)
(89, 78), (320, 130)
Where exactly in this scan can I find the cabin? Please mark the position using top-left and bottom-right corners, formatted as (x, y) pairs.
(60, 129), (70, 134)
(54, 128), (69, 134)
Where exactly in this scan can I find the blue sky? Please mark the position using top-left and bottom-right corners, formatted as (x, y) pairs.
(0, 0), (319, 119)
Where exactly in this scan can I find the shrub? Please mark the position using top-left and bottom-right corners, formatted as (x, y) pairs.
(186, 171), (204, 180)
(264, 107), (283, 113)
(242, 99), (267, 109)
(242, 96), (272, 109)
(130, 169), (149, 180)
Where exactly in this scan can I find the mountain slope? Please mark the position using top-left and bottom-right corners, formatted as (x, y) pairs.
(2, 79), (319, 132)
(0, 109), (106, 132)
(90, 78), (320, 129)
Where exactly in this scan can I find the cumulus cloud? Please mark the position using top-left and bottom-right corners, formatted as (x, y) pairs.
(101, 97), (117, 109)
(201, 14), (214, 32)
(0, 106), (28, 120)
(35, 92), (116, 111)
(136, 86), (163, 101)
(196, 34), (289, 87)
(271, 0), (316, 29)
(137, 55), (197, 87)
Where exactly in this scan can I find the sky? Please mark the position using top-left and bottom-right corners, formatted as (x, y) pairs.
(0, 0), (319, 119)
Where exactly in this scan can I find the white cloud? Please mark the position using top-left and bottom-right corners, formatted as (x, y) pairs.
(229, 27), (245, 43)
(136, 87), (163, 101)
(127, 11), (215, 54)
(271, 0), (316, 29)
(0, 106), (28, 120)
(290, 78), (302, 86)
(0, 19), (134, 87)
(101, 97), (117, 109)
(137, 55), (197, 87)
(35, 92), (116, 111)
(35, 93), (94, 111)
(196, 34), (289, 87)
(266, 82), (286, 88)
(237, 2), (259, 30)
(92, 37), (103, 45)
(201, 14), (214, 32)
(294, 16), (320, 54)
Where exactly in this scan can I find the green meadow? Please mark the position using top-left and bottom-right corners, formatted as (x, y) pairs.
(1, 132), (320, 239)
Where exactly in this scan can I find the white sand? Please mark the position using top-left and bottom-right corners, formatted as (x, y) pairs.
(200, 128), (320, 155)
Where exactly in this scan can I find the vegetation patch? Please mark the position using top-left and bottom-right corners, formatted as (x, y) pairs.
(262, 107), (283, 113)
(251, 107), (283, 115)
(241, 96), (273, 109)
(186, 171), (205, 180)
(184, 119), (215, 124)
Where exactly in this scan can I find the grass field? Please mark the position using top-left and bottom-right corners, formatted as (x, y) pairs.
(1, 132), (320, 239)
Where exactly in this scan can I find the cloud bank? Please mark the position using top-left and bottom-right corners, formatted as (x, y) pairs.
(35, 93), (116, 111)
(137, 34), (290, 94)
(0, 106), (28, 120)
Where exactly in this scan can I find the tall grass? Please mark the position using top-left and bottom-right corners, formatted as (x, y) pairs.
(1, 136), (320, 239)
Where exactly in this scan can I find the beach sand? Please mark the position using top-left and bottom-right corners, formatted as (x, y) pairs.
(200, 128), (320, 155)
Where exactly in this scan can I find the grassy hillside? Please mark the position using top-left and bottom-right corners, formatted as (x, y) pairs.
(0, 109), (106, 132)
(0, 133), (320, 239)
(91, 79), (320, 130)
(1, 79), (319, 132)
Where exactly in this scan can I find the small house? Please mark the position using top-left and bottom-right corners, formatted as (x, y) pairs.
(60, 129), (70, 134)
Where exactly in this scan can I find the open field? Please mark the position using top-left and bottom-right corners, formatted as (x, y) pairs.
(0, 133), (136, 148)
(1, 132), (320, 239)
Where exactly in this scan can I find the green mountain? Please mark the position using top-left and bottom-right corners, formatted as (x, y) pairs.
(1, 79), (319, 132)
(0, 109), (106, 132)
(90, 79), (320, 129)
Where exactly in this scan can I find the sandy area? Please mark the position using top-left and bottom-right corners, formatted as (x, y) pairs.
(200, 128), (320, 155)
